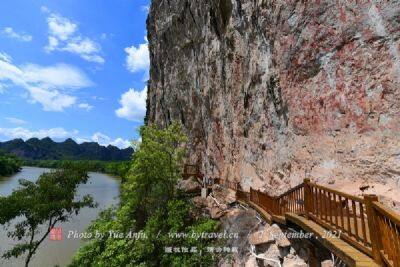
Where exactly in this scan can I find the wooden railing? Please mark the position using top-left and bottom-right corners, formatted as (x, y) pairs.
(276, 183), (305, 215)
(236, 188), (249, 202)
(183, 164), (202, 180)
(211, 176), (400, 266)
(216, 178), (238, 190)
(185, 164), (400, 266)
(249, 188), (280, 215)
(369, 200), (400, 267)
(307, 181), (371, 256)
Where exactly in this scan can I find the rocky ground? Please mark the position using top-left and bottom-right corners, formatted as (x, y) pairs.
(190, 184), (337, 267)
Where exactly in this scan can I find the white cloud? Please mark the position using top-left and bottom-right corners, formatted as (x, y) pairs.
(0, 53), (10, 94)
(0, 84), (6, 94)
(2, 27), (32, 42)
(125, 37), (149, 73)
(0, 127), (78, 141)
(110, 138), (132, 149)
(91, 132), (111, 144)
(60, 37), (104, 64)
(47, 36), (59, 49)
(75, 137), (90, 143)
(0, 52), (12, 63)
(115, 87), (147, 122)
(43, 9), (104, 64)
(78, 103), (93, 111)
(92, 95), (105, 101)
(141, 5), (150, 13)
(5, 117), (27, 125)
(22, 63), (92, 89)
(47, 14), (77, 41)
(0, 53), (93, 111)
(28, 87), (76, 111)
(41, 6), (50, 13)
(0, 127), (131, 149)
(91, 132), (131, 149)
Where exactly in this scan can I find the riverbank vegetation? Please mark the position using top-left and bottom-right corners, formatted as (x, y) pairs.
(0, 150), (22, 177)
(0, 165), (96, 267)
(23, 160), (131, 178)
(70, 122), (220, 266)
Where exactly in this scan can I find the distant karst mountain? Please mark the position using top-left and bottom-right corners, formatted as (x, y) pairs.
(0, 138), (133, 161)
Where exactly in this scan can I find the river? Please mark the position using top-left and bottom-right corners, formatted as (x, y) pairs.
(0, 167), (120, 267)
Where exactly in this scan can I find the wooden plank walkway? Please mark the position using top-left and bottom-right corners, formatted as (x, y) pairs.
(242, 199), (378, 266)
(184, 164), (400, 266)
(286, 213), (379, 267)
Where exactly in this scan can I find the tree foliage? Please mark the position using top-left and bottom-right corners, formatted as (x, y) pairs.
(0, 165), (96, 267)
(70, 122), (219, 267)
(24, 160), (131, 178)
(0, 150), (22, 177)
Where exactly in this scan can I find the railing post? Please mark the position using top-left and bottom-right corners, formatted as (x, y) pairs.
(364, 194), (383, 265)
(273, 197), (279, 215)
(304, 178), (311, 219)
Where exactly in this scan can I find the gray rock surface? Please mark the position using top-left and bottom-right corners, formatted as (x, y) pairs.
(147, 0), (400, 202)
(321, 260), (334, 267)
(177, 177), (201, 193)
(282, 256), (308, 267)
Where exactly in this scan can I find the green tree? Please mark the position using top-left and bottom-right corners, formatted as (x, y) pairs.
(0, 150), (21, 177)
(23, 159), (131, 178)
(122, 121), (188, 227)
(0, 166), (96, 267)
(71, 122), (220, 266)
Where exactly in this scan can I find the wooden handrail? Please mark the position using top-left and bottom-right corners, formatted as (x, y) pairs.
(276, 182), (305, 199)
(306, 180), (372, 256)
(188, 164), (400, 266)
(182, 164), (203, 181)
(364, 195), (383, 265)
(217, 179), (239, 190)
(308, 181), (364, 203)
(372, 201), (400, 226)
(276, 184), (305, 216)
(183, 164), (200, 175)
(371, 201), (400, 266)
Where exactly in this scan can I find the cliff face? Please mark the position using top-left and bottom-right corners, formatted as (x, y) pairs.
(147, 0), (400, 196)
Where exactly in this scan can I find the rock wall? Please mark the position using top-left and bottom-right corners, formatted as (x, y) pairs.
(147, 0), (400, 196)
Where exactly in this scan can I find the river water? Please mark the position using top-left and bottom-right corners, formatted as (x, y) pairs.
(0, 167), (120, 267)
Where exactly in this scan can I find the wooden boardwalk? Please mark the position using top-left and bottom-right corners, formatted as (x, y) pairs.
(243, 200), (378, 266)
(184, 165), (400, 267)
(286, 213), (379, 267)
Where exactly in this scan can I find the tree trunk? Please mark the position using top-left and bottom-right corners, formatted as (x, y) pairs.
(25, 252), (32, 267)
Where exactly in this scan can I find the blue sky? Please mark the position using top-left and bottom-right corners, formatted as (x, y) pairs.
(0, 0), (150, 148)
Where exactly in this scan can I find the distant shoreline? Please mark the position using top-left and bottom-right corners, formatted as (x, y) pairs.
(22, 159), (130, 179)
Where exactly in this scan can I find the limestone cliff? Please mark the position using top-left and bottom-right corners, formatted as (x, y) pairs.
(146, 1), (400, 200)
